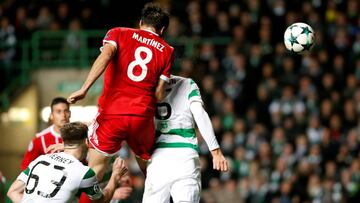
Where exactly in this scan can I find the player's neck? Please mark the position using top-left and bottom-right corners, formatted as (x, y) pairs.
(53, 125), (61, 134)
(64, 148), (82, 160)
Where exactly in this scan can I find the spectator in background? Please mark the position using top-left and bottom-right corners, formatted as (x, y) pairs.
(1, 0), (360, 201)
(62, 18), (82, 62)
(36, 6), (53, 29)
(0, 16), (16, 74)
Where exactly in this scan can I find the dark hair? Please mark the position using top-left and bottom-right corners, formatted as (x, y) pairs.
(60, 122), (88, 145)
(50, 97), (69, 112)
(141, 3), (169, 32)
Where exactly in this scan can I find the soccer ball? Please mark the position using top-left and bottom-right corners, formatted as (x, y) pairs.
(284, 22), (315, 54)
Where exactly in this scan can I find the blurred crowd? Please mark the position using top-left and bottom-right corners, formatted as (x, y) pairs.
(1, 0), (360, 202)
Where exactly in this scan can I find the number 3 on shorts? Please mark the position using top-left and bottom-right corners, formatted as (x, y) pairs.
(127, 46), (153, 82)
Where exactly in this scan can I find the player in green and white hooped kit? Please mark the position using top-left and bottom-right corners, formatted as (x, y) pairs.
(142, 75), (229, 203)
(7, 122), (128, 203)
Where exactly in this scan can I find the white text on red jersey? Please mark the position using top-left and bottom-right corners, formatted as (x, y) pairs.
(132, 32), (165, 52)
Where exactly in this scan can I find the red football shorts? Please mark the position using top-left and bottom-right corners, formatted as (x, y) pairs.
(79, 192), (92, 203)
(88, 113), (155, 160)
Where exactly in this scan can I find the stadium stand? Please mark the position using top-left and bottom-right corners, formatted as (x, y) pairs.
(0, 0), (360, 202)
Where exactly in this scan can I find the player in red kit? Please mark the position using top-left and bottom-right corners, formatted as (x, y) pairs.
(67, 3), (174, 181)
(20, 97), (70, 170)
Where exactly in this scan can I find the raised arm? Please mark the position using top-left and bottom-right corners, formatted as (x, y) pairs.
(67, 43), (116, 104)
(190, 101), (229, 172)
(92, 158), (128, 203)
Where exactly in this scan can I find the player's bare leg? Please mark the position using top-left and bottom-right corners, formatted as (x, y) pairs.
(136, 156), (148, 177)
(88, 148), (111, 181)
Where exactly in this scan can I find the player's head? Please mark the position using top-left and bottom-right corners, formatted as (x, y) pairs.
(50, 97), (71, 130)
(140, 3), (169, 36)
(60, 122), (89, 158)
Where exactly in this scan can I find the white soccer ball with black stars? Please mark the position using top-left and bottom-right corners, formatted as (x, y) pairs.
(284, 22), (315, 54)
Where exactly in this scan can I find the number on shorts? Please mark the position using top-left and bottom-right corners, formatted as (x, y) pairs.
(25, 161), (67, 198)
(127, 46), (153, 82)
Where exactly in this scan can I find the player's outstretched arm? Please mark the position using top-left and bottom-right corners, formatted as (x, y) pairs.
(7, 180), (25, 203)
(190, 101), (229, 172)
(93, 157), (128, 203)
(67, 43), (116, 104)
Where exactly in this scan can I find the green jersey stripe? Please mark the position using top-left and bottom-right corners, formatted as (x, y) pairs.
(159, 128), (196, 138)
(83, 168), (96, 179)
(188, 89), (200, 99)
(23, 167), (30, 176)
(155, 142), (199, 151)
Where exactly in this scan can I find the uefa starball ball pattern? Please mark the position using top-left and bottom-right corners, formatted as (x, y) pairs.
(284, 22), (315, 54)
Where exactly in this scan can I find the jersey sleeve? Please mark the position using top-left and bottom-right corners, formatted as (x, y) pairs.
(20, 137), (43, 171)
(187, 79), (203, 106)
(76, 168), (103, 200)
(160, 50), (174, 82)
(102, 28), (120, 50)
(17, 166), (30, 183)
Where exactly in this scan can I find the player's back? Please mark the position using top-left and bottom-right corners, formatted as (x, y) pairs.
(20, 152), (95, 203)
(155, 76), (203, 154)
(99, 27), (174, 116)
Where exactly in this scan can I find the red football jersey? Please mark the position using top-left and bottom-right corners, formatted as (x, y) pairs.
(98, 27), (174, 116)
(20, 125), (63, 170)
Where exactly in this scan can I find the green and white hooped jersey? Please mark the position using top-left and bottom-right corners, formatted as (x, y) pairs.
(17, 152), (102, 203)
(155, 76), (203, 153)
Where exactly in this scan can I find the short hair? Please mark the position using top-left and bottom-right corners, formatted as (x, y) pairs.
(60, 122), (88, 145)
(50, 97), (69, 112)
(141, 3), (169, 32)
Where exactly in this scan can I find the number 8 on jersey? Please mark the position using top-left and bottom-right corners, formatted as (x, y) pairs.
(127, 46), (153, 82)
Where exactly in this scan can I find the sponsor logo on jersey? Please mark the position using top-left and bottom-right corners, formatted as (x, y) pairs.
(93, 184), (100, 194)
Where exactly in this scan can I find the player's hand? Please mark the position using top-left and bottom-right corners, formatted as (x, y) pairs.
(211, 148), (229, 172)
(112, 185), (132, 200)
(67, 89), (87, 104)
(112, 158), (128, 182)
(46, 143), (65, 153)
(112, 174), (132, 200)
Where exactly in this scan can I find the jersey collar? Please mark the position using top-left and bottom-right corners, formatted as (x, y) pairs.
(50, 125), (61, 138)
(141, 28), (159, 36)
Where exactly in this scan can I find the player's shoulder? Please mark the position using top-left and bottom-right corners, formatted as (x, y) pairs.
(35, 126), (52, 137)
(170, 75), (198, 86)
(106, 27), (134, 35)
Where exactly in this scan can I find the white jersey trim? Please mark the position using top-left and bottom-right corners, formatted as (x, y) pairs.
(160, 75), (170, 83)
(141, 28), (159, 36)
(89, 139), (120, 157)
(101, 40), (117, 52)
(35, 126), (52, 137)
(50, 125), (61, 138)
